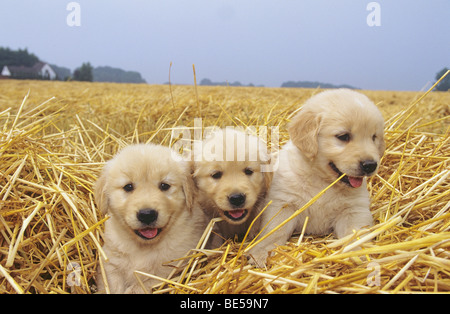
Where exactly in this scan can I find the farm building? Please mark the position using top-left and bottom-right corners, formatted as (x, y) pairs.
(1, 61), (57, 80)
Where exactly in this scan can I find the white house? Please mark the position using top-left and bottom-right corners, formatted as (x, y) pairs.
(1, 62), (57, 80)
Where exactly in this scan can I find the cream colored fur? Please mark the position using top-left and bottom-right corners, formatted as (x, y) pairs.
(95, 144), (205, 293)
(193, 129), (272, 245)
(249, 89), (385, 266)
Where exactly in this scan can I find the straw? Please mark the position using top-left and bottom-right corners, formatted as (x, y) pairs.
(0, 78), (449, 293)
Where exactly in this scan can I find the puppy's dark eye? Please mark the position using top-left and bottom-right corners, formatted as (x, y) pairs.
(123, 183), (134, 192)
(244, 168), (254, 176)
(336, 133), (351, 142)
(372, 134), (377, 142)
(211, 171), (223, 179)
(159, 182), (171, 191)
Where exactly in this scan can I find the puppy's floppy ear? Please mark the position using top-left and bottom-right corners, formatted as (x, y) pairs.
(182, 161), (197, 212)
(288, 109), (321, 160)
(378, 133), (386, 158)
(259, 153), (273, 191)
(94, 166), (110, 215)
(263, 169), (273, 191)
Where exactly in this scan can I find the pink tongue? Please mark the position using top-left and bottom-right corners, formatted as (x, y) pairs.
(348, 176), (363, 188)
(139, 228), (158, 239)
(228, 210), (245, 218)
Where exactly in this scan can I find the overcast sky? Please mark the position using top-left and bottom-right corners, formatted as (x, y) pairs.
(1, 0), (449, 90)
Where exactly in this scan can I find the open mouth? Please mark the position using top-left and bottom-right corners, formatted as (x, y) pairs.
(223, 209), (248, 222)
(134, 227), (162, 240)
(329, 162), (364, 188)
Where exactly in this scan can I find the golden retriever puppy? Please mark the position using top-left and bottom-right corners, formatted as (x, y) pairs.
(193, 128), (273, 245)
(94, 144), (205, 293)
(248, 89), (385, 265)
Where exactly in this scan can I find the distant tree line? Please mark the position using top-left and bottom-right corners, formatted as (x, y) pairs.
(200, 78), (263, 87)
(0, 47), (39, 69)
(281, 81), (358, 89)
(435, 68), (450, 91)
(0, 47), (146, 83)
(93, 66), (146, 83)
(1, 47), (447, 89)
(73, 62), (93, 82)
(62, 63), (146, 83)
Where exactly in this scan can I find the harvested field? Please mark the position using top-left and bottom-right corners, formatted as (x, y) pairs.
(0, 79), (449, 294)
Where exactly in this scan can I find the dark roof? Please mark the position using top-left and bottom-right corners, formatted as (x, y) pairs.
(4, 62), (52, 78)
(32, 61), (47, 71)
(7, 62), (47, 74)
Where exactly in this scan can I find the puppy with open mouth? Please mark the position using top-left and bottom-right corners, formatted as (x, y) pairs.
(94, 144), (205, 293)
(248, 89), (385, 266)
(193, 128), (273, 246)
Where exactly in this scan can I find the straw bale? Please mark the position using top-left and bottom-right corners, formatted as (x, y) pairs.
(0, 79), (449, 294)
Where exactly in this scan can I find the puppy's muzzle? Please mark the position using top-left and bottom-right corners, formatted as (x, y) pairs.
(228, 193), (246, 208)
(360, 160), (378, 175)
(135, 209), (162, 240)
(223, 193), (248, 223)
(137, 208), (158, 225)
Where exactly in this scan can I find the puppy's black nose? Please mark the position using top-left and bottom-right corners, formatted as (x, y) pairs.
(228, 193), (246, 207)
(137, 209), (158, 225)
(360, 160), (378, 174)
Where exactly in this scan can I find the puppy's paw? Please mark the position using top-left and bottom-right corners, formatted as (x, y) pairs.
(246, 248), (271, 268)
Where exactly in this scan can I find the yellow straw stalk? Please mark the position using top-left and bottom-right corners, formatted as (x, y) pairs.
(0, 78), (449, 293)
